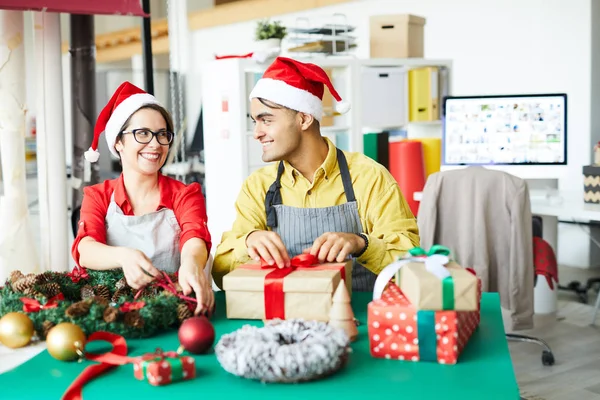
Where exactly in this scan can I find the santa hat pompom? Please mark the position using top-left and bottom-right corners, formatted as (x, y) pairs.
(84, 147), (100, 163)
(335, 100), (351, 114)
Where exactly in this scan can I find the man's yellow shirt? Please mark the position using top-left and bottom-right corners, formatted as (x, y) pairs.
(212, 138), (420, 289)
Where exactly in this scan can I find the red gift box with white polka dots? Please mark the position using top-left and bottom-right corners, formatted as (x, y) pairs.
(368, 284), (480, 364)
(133, 355), (196, 386)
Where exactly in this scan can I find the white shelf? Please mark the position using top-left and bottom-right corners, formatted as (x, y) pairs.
(322, 125), (351, 133)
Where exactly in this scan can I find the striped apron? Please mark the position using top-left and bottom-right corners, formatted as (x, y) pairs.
(264, 148), (377, 292)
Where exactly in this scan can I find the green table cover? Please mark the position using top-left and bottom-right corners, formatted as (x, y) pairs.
(0, 292), (519, 400)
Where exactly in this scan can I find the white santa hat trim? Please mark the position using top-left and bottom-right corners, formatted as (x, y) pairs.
(103, 93), (160, 159)
(250, 78), (324, 122)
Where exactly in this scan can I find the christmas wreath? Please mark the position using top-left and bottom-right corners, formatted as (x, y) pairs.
(0, 268), (198, 339)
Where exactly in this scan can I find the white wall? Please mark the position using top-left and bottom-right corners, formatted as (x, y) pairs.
(188, 0), (592, 193)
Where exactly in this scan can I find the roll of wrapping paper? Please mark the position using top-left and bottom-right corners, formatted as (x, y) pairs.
(363, 132), (390, 169)
(412, 138), (441, 178)
(389, 140), (426, 216)
(363, 133), (379, 162)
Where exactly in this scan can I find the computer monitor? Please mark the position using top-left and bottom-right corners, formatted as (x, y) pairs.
(442, 94), (567, 167)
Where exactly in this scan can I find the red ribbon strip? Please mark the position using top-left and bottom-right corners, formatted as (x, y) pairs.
(21, 293), (64, 313)
(62, 332), (133, 400)
(62, 332), (185, 400)
(133, 271), (198, 305)
(214, 52), (254, 60)
(67, 267), (89, 283)
(243, 254), (347, 320)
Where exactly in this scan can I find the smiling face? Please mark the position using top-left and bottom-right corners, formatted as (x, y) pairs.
(114, 106), (172, 176)
(250, 98), (307, 163)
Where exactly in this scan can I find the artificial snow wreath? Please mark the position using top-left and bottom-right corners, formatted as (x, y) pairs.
(215, 319), (351, 383)
(0, 268), (198, 339)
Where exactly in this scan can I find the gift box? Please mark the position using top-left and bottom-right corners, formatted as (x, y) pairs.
(223, 255), (352, 321)
(133, 352), (196, 386)
(368, 284), (480, 364)
(394, 246), (479, 311)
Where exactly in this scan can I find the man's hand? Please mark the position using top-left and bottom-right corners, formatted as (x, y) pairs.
(304, 232), (366, 262)
(246, 230), (290, 268)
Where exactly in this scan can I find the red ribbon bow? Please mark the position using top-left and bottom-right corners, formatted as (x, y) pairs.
(243, 254), (347, 320)
(119, 301), (146, 313)
(21, 293), (64, 313)
(67, 267), (89, 283)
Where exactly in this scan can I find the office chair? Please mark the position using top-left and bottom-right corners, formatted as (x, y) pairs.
(417, 167), (555, 366)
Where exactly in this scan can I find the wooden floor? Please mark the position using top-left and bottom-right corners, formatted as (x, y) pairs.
(510, 267), (600, 400)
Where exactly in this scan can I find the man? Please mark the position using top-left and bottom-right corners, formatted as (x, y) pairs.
(212, 56), (419, 291)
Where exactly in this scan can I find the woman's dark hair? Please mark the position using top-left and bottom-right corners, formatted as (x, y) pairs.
(114, 103), (175, 155)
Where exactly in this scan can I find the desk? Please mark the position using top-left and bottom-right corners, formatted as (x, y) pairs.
(0, 292), (519, 400)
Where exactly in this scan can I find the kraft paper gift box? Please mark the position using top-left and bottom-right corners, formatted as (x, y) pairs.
(394, 246), (479, 311)
(133, 352), (196, 386)
(223, 256), (352, 321)
(368, 284), (481, 364)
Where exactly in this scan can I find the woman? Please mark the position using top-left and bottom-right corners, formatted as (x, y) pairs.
(71, 81), (213, 315)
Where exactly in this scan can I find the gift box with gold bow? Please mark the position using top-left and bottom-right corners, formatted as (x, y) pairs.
(394, 246), (479, 311)
(222, 254), (352, 321)
(133, 350), (196, 386)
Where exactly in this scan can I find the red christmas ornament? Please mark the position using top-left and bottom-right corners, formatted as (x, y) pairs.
(178, 316), (215, 354)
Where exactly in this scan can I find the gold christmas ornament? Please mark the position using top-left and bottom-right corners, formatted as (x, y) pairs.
(46, 322), (86, 361)
(0, 312), (34, 348)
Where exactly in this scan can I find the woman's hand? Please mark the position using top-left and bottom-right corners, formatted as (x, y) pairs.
(178, 259), (214, 316)
(117, 247), (161, 289)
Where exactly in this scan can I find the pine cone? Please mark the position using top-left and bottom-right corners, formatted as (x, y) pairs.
(37, 271), (56, 284)
(137, 286), (158, 299)
(40, 321), (55, 339)
(111, 288), (130, 303)
(123, 310), (144, 329)
(9, 270), (24, 284)
(13, 275), (38, 292)
(23, 287), (44, 298)
(93, 285), (110, 301)
(92, 295), (109, 307)
(177, 303), (193, 322)
(39, 282), (61, 298)
(103, 307), (119, 323)
(65, 300), (91, 318)
(80, 285), (95, 300)
(115, 277), (129, 291)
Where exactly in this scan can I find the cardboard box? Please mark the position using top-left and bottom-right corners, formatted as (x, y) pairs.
(370, 14), (426, 58)
(368, 284), (480, 364)
(395, 260), (479, 311)
(223, 260), (352, 321)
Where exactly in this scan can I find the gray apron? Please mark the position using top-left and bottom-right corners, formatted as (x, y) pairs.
(105, 193), (181, 273)
(264, 148), (377, 292)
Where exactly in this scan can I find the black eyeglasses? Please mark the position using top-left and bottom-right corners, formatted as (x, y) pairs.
(121, 128), (174, 145)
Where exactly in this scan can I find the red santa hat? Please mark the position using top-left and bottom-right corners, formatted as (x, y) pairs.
(249, 56), (350, 122)
(84, 81), (161, 163)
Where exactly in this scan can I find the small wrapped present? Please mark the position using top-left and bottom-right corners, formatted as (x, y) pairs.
(133, 350), (196, 386)
(394, 245), (479, 311)
(369, 258), (481, 364)
(223, 254), (352, 321)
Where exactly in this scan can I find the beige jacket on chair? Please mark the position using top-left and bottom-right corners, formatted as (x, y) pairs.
(417, 166), (534, 330)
